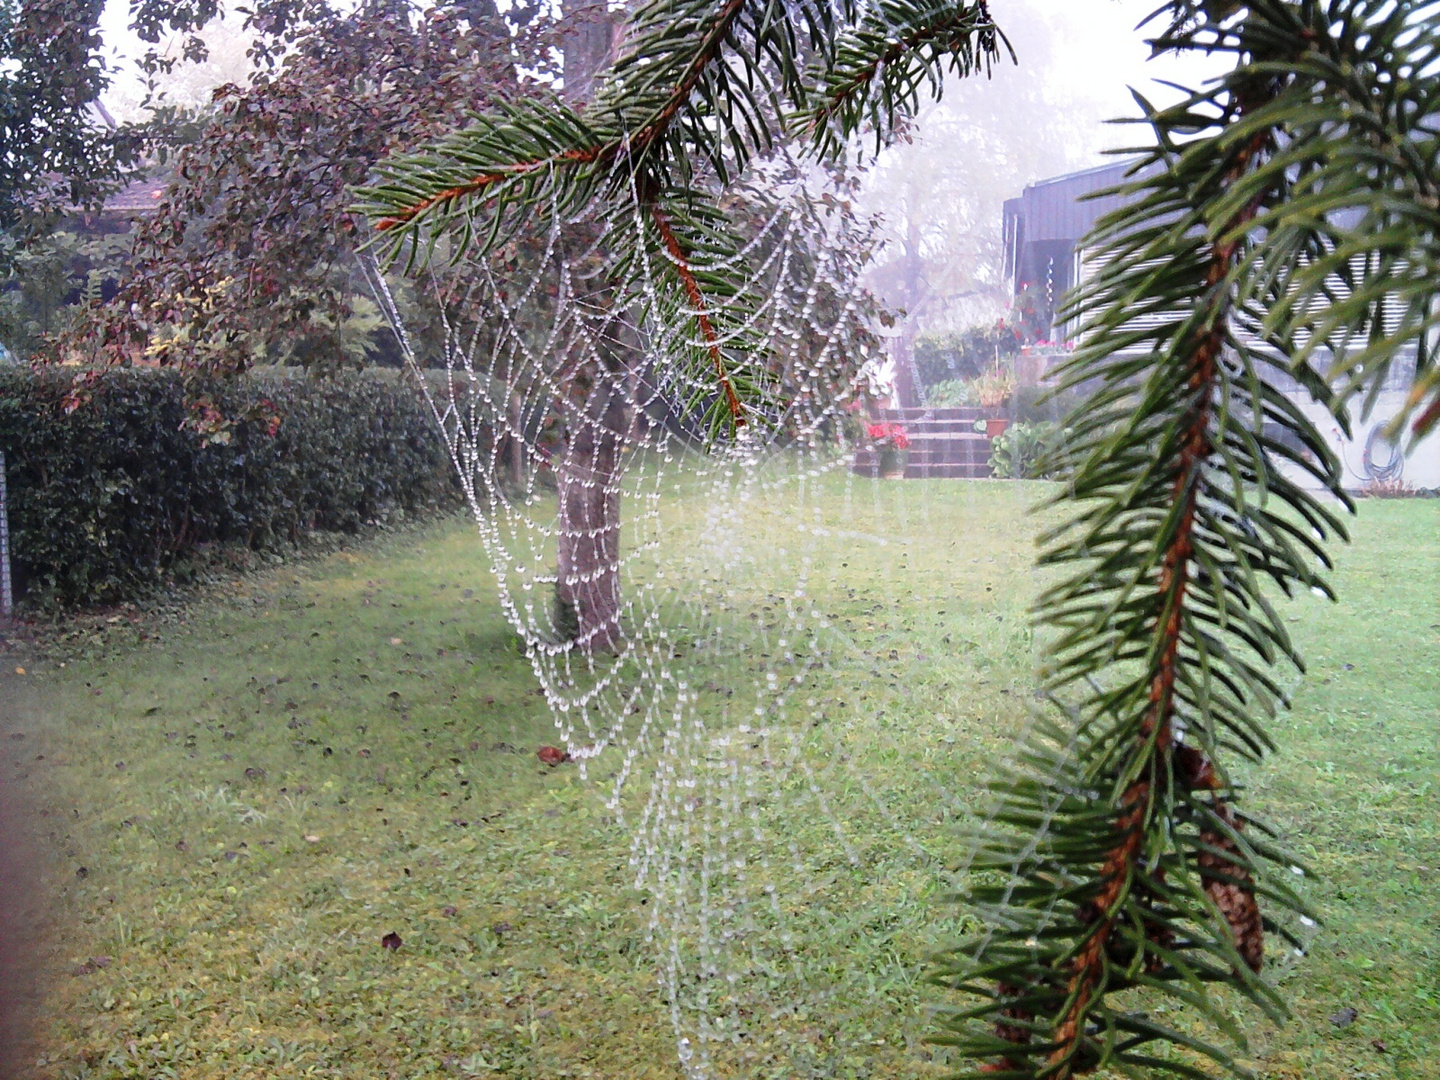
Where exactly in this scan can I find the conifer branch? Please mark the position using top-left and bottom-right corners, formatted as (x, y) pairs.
(374, 145), (606, 233)
(1043, 121), (1273, 1077)
(649, 202), (746, 424)
(358, 0), (1008, 433)
(799, 0), (1009, 157)
(939, 5), (1440, 1077)
(371, 0), (750, 234)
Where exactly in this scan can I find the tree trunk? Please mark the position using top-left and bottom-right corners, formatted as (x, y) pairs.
(554, 362), (629, 652)
(892, 331), (922, 408)
(561, 0), (615, 104)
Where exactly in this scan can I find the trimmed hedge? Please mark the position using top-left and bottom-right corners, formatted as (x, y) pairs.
(0, 367), (463, 607)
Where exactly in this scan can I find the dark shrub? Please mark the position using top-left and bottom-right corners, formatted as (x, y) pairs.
(0, 367), (464, 607)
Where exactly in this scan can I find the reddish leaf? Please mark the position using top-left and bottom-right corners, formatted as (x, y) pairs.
(536, 745), (570, 766)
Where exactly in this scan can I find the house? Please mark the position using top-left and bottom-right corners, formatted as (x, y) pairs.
(72, 173), (169, 237)
(1003, 162), (1440, 493)
(1002, 160), (1140, 340)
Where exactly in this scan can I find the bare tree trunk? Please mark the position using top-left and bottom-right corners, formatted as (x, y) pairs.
(554, 361), (629, 652)
(561, 0), (615, 104)
(892, 330), (922, 408)
(549, 19), (627, 651)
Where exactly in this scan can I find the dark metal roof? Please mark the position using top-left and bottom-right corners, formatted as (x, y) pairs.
(1010, 158), (1367, 244)
(1010, 160), (1144, 243)
(101, 175), (168, 215)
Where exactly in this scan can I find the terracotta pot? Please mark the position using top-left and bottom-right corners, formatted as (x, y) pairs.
(878, 448), (908, 478)
(985, 418), (1009, 438)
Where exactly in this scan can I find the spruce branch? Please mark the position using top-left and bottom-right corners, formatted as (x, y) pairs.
(798, 0), (1010, 158)
(365, 0), (753, 237)
(649, 201), (746, 423)
(943, 4), (1440, 1076)
(1038, 114), (1279, 1080)
(929, 2), (1440, 1074)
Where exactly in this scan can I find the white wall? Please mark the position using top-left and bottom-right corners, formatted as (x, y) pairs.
(1279, 388), (1440, 494)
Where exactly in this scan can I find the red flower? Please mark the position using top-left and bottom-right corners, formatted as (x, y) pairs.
(867, 423), (910, 449)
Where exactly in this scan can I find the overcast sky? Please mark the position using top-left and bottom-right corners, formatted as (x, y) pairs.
(992, 0), (1229, 163)
(98, 0), (1230, 141)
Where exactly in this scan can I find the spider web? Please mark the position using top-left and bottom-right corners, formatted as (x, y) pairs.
(362, 163), (1070, 1078)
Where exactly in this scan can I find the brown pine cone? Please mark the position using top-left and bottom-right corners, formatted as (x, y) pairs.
(993, 980), (1033, 1046)
(1198, 805), (1263, 973)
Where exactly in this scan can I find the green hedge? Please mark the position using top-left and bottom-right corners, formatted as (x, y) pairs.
(0, 367), (463, 607)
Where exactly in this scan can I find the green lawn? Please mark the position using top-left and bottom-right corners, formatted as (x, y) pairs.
(6, 475), (1437, 1080)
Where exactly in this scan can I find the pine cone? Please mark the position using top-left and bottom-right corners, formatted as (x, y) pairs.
(993, 981), (1033, 1047)
(1198, 805), (1263, 973)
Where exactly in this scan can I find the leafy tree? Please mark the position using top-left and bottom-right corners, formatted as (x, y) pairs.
(0, 0), (140, 271)
(0, 230), (129, 357)
(71, 0), (544, 374)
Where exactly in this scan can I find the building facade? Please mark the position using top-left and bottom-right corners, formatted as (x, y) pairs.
(1004, 162), (1439, 492)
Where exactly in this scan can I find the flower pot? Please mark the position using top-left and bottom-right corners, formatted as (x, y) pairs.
(985, 418), (1009, 439)
(878, 448), (908, 478)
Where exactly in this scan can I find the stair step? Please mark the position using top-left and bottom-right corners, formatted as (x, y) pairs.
(851, 450), (994, 479)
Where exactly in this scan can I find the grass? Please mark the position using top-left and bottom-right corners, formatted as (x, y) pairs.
(5, 471), (1437, 1080)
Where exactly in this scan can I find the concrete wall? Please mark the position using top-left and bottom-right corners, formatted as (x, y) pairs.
(1279, 388), (1440, 493)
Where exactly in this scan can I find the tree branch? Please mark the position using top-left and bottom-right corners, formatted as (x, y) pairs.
(375, 0), (749, 233)
(1026, 118), (1276, 1080)
(649, 202), (746, 424)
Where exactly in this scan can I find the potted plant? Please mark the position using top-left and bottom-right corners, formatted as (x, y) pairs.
(867, 422), (910, 478)
(972, 365), (1016, 437)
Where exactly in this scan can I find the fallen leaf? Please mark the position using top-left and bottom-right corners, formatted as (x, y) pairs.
(1371, 1039), (1387, 1053)
(537, 745), (570, 766)
(13, 667), (24, 675)
(381, 931), (402, 950)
